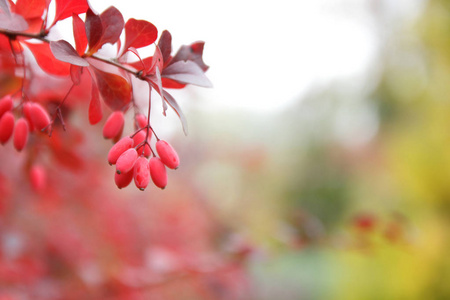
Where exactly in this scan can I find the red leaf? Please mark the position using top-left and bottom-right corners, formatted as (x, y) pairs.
(99, 6), (124, 47)
(162, 60), (212, 87)
(25, 42), (70, 76)
(158, 30), (172, 66)
(170, 42), (209, 72)
(72, 13), (87, 56)
(89, 80), (102, 124)
(162, 90), (188, 135)
(53, 0), (88, 25)
(92, 68), (132, 111)
(85, 8), (102, 54)
(70, 64), (82, 85)
(50, 40), (89, 67)
(123, 18), (157, 52)
(15, 0), (47, 19)
(161, 78), (186, 89)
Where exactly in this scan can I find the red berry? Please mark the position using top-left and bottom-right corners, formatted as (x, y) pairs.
(132, 130), (151, 157)
(103, 111), (124, 139)
(134, 157), (150, 190)
(13, 118), (29, 151)
(114, 169), (134, 189)
(30, 103), (51, 131)
(107, 136), (134, 165)
(30, 165), (46, 191)
(23, 102), (35, 131)
(156, 140), (179, 169)
(135, 113), (148, 129)
(149, 157), (167, 189)
(0, 112), (15, 144)
(0, 95), (13, 118)
(116, 148), (138, 174)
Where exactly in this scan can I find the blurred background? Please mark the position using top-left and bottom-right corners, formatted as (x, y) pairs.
(3, 0), (450, 299)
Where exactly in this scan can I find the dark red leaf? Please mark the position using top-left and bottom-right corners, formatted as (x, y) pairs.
(15, 0), (47, 19)
(162, 89), (188, 135)
(170, 42), (209, 72)
(158, 30), (172, 66)
(92, 67), (132, 111)
(50, 40), (89, 67)
(0, 12), (28, 31)
(89, 80), (102, 124)
(99, 6), (124, 47)
(53, 0), (88, 25)
(85, 8), (103, 54)
(25, 42), (70, 76)
(72, 13), (87, 56)
(162, 60), (212, 87)
(123, 18), (157, 52)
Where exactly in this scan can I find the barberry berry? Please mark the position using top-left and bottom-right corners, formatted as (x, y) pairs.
(22, 102), (35, 131)
(107, 136), (134, 165)
(114, 169), (134, 189)
(116, 148), (138, 174)
(156, 140), (180, 169)
(133, 156), (150, 190)
(135, 113), (148, 129)
(29, 103), (51, 132)
(0, 95), (13, 118)
(149, 157), (167, 189)
(0, 111), (15, 144)
(13, 118), (29, 151)
(103, 111), (125, 139)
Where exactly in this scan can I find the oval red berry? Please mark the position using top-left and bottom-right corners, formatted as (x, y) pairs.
(30, 103), (51, 131)
(0, 111), (15, 144)
(0, 95), (13, 119)
(107, 136), (134, 165)
(156, 140), (179, 169)
(13, 118), (29, 151)
(114, 169), (134, 189)
(133, 156), (150, 190)
(149, 157), (167, 189)
(103, 111), (125, 139)
(23, 102), (35, 131)
(116, 148), (138, 174)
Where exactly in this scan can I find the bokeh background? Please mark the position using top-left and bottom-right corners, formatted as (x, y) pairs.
(2, 0), (450, 299)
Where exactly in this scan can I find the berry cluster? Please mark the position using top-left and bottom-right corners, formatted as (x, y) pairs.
(104, 112), (179, 190)
(0, 0), (210, 191)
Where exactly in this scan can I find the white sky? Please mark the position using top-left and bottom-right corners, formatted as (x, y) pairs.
(54, 0), (425, 114)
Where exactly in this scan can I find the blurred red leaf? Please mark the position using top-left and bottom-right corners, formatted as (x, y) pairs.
(25, 42), (70, 76)
(123, 18), (157, 52)
(50, 40), (89, 67)
(89, 80), (102, 124)
(92, 68), (132, 111)
(53, 0), (88, 25)
(70, 64), (82, 85)
(72, 13), (87, 56)
(162, 60), (212, 87)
